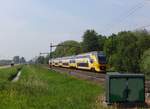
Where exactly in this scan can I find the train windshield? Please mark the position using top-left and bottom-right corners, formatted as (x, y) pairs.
(98, 55), (106, 64)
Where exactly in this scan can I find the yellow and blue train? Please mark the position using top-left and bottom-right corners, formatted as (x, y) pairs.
(49, 51), (106, 73)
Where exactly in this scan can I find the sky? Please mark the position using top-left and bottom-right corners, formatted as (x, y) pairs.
(0, 0), (150, 60)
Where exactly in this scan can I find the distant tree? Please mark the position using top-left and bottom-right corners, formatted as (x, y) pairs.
(28, 60), (34, 64)
(134, 30), (150, 58)
(36, 56), (45, 64)
(82, 30), (100, 52)
(103, 30), (150, 73)
(140, 48), (150, 74)
(0, 60), (12, 66)
(116, 31), (139, 72)
(20, 57), (26, 64)
(45, 29), (150, 74)
(53, 40), (81, 58)
(98, 34), (107, 51)
(44, 54), (50, 64)
(103, 34), (118, 64)
(13, 56), (20, 64)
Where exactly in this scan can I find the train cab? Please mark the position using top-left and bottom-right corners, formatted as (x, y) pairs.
(94, 52), (106, 72)
(75, 51), (106, 72)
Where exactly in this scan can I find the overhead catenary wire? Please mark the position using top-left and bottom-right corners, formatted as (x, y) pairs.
(135, 24), (150, 30)
(101, 1), (146, 35)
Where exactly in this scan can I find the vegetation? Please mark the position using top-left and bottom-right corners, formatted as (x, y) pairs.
(106, 30), (150, 73)
(35, 56), (46, 64)
(0, 65), (104, 109)
(82, 30), (100, 52)
(52, 40), (81, 58)
(13, 56), (26, 64)
(140, 48), (150, 79)
(36, 29), (150, 74)
(0, 60), (12, 66)
(0, 66), (21, 88)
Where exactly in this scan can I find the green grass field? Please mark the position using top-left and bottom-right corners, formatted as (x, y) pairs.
(0, 65), (106, 109)
(0, 66), (21, 85)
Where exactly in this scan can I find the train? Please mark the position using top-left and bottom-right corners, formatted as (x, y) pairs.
(49, 51), (106, 73)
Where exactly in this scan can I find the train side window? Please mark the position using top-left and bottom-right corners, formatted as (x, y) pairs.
(70, 60), (75, 63)
(90, 59), (94, 63)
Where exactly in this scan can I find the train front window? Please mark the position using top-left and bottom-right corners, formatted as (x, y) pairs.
(98, 55), (106, 64)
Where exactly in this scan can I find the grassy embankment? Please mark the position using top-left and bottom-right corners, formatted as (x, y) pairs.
(0, 65), (21, 84)
(0, 65), (106, 109)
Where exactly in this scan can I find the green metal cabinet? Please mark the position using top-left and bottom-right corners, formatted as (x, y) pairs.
(106, 73), (145, 104)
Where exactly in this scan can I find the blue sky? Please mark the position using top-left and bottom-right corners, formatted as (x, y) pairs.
(0, 0), (150, 60)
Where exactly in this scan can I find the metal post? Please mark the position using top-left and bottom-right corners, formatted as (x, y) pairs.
(109, 35), (114, 69)
(49, 43), (53, 68)
(48, 43), (78, 68)
(112, 35), (114, 54)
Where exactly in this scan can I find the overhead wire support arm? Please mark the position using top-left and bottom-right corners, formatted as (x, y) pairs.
(40, 53), (49, 55)
(49, 43), (62, 68)
(49, 43), (79, 68)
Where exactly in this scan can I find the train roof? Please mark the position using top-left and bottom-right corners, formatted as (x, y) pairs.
(76, 51), (103, 56)
(51, 51), (104, 60)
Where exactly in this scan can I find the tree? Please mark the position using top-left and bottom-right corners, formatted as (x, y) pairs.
(103, 34), (118, 65)
(82, 30), (100, 52)
(103, 30), (150, 73)
(20, 57), (26, 64)
(53, 40), (81, 58)
(45, 54), (50, 64)
(36, 56), (45, 64)
(116, 31), (139, 72)
(98, 34), (107, 51)
(134, 30), (150, 59)
(140, 48), (150, 75)
(44, 29), (150, 73)
(13, 56), (20, 64)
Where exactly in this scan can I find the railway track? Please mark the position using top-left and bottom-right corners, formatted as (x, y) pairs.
(48, 66), (150, 107)
(50, 66), (106, 84)
(49, 66), (150, 94)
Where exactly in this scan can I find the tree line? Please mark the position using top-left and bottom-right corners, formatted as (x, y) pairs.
(0, 56), (26, 66)
(13, 56), (26, 64)
(37, 29), (150, 74)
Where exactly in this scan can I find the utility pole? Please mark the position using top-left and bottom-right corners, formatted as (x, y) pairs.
(110, 34), (114, 68)
(48, 43), (79, 68)
(40, 53), (49, 55)
(112, 35), (114, 54)
(49, 43), (65, 68)
(49, 43), (53, 68)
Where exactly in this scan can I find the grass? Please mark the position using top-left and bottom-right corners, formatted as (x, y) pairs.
(0, 65), (106, 109)
(0, 66), (21, 84)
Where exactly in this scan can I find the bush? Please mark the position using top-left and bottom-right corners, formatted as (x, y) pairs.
(140, 48), (150, 74)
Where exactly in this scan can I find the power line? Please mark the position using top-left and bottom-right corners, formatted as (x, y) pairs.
(135, 24), (150, 30)
(101, 1), (146, 34)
